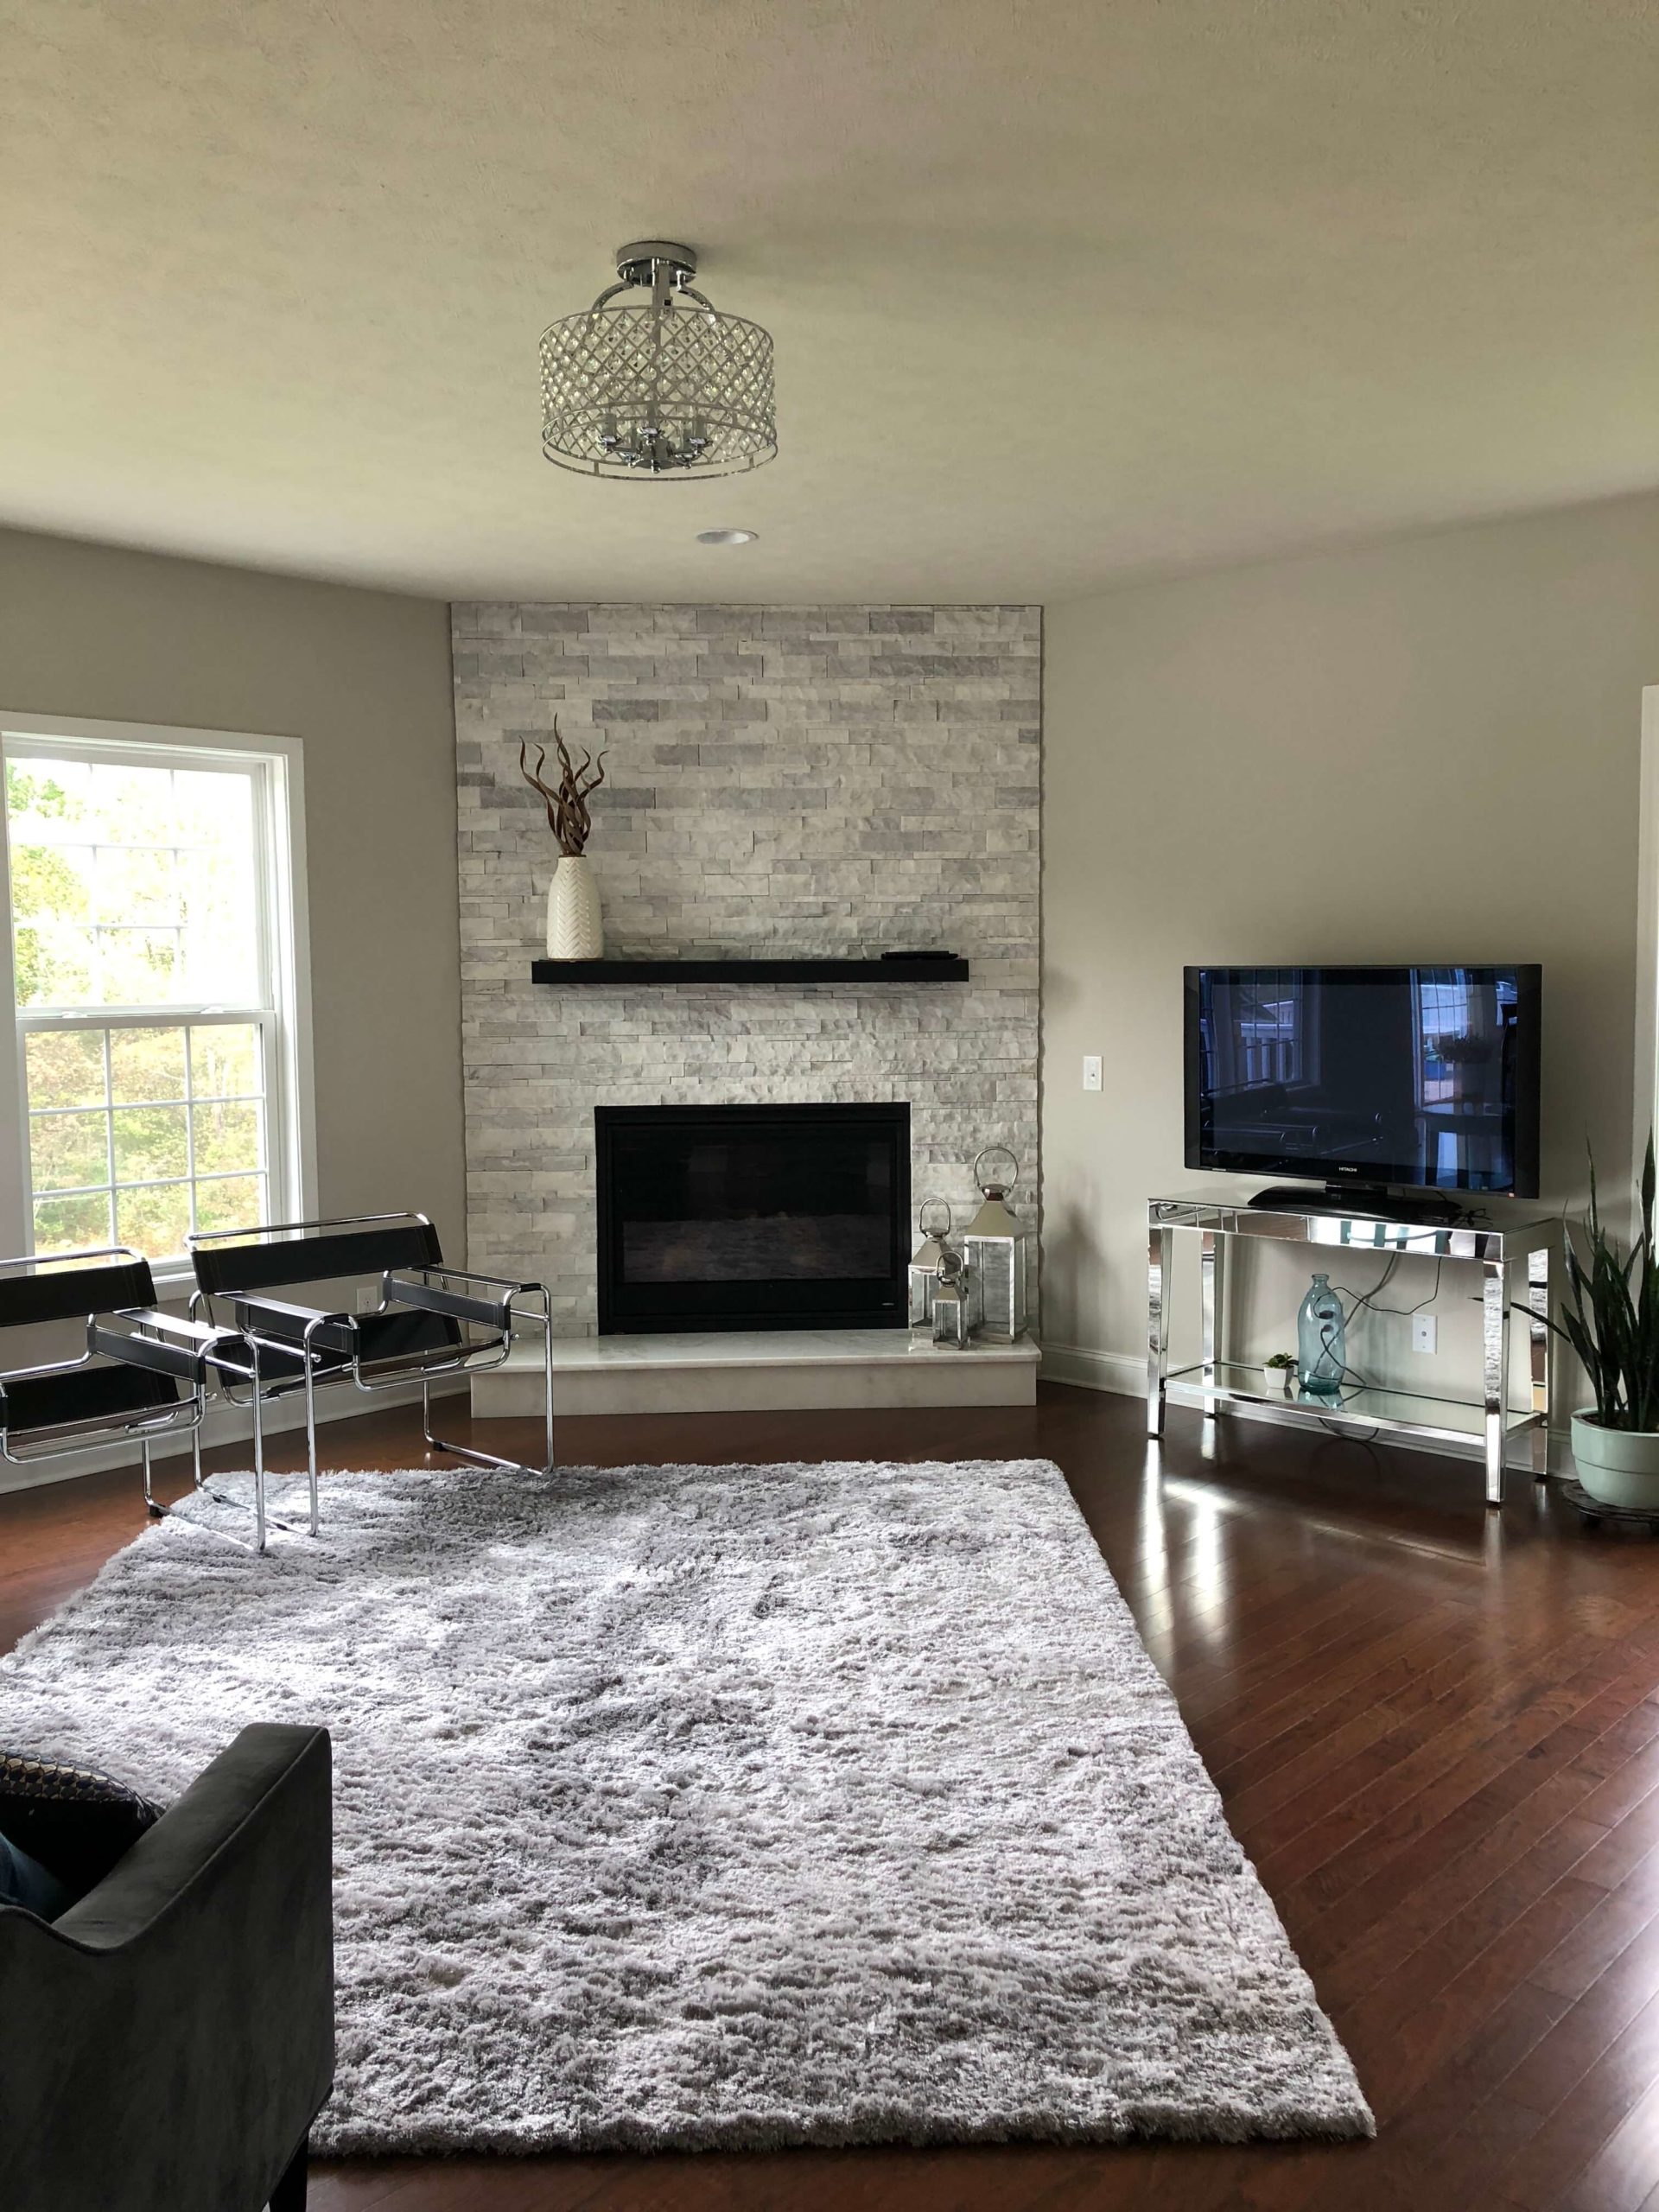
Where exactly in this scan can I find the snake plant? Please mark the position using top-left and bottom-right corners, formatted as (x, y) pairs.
(1552, 1135), (1659, 1432)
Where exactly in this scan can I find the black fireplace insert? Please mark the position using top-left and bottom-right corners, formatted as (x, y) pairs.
(594, 1102), (911, 1333)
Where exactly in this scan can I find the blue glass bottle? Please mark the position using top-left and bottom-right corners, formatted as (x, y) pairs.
(1297, 1272), (1347, 1396)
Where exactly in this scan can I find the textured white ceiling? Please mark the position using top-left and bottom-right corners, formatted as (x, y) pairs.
(4, 1), (1658, 601)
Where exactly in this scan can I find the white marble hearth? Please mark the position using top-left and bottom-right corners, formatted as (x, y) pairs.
(473, 1329), (1040, 1420)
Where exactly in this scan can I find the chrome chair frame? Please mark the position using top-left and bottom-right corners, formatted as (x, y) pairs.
(0, 1247), (259, 1547)
(186, 1214), (556, 1533)
(381, 1262), (556, 1479)
(96, 1306), (296, 1554)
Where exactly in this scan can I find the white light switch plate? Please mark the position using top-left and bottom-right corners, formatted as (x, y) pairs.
(1082, 1055), (1103, 1092)
(1411, 1313), (1437, 1355)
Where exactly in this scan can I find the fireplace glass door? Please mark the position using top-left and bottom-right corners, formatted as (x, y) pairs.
(594, 1102), (910, 1332)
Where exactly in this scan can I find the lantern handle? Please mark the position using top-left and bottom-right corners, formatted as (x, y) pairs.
(918, 1196), (953, 1241)
(974, 1145), (1020, 1198)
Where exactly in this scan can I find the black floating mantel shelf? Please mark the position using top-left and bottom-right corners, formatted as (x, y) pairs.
(530, 955), (971, 986)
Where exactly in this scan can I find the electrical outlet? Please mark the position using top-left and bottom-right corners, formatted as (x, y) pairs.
(1411, 1313), (1437, 1355)
(1082, 1054), (1103, 1092)
(356, 1286), (379, 1314)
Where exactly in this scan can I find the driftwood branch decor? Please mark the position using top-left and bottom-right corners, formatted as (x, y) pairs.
(519, 721), (608, 858)
(521, 717), (610, 959)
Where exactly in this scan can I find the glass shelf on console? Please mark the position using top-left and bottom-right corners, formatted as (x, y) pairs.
(1162, 1359), (1547, 1450)
(1150, 1191), (1552, 1262)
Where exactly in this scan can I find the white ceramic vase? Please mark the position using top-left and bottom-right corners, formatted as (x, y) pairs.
(546, 854), (603, 960)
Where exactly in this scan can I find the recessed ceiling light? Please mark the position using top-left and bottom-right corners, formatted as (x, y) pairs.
(696, 527), (760, 546)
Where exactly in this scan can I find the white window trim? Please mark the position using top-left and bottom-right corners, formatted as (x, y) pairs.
(0, 709), (317, 1294)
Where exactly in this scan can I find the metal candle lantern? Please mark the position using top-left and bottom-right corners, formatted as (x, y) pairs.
(907, 1198), (954, 1332)
(931, 1246), (973, 1350)
(961, 1145), (1033, 1343)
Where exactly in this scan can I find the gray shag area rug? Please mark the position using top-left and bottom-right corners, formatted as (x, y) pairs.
(0, 1457), (1371, 2154)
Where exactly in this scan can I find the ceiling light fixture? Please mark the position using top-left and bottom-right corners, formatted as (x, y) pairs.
(696, 528), (760, 545)
(539, 242), (777, 480)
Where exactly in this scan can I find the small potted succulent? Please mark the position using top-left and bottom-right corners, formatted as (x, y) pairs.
(1556, 1135), (1659, 1509)
(1265, 1351), (1299, 1395)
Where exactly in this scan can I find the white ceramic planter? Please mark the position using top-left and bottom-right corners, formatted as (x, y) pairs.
(1570, 1409), (1659, 1509)
(545, 854), (603, 960)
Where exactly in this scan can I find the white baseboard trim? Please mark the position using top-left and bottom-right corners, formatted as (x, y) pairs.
(1038, 1342), (1573, 1477)
(1039, 1343), (1144, 1395)
(0, 1374), (470, 1497)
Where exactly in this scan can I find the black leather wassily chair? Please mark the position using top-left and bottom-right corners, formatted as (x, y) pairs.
(0, 1247), (235, 1521)
(187, 1211), (555, 1548)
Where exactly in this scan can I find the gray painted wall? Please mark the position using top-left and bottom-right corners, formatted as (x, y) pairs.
(0, 526), (464, 1251)
(1041, 490), (1659, 1406)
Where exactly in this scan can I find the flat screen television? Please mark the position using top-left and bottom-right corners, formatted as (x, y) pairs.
(1185, 965), (1541, 1202)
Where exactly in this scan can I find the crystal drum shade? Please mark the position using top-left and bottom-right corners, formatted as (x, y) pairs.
(539, 243), (777, 480)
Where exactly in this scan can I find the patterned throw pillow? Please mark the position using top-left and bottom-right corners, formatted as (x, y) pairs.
(0, 1751), (163, 1902)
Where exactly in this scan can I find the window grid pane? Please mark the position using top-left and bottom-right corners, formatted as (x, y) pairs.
(33, 1192), (116, 1255)
(6, 754), (262, 1011)
(22, 1014), (270, 1264)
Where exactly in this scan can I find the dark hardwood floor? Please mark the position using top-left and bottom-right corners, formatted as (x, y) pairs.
(6, 1384), (1659, 2211)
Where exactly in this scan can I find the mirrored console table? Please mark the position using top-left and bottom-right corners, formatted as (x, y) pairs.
(1147, 1193), (1555, 1506)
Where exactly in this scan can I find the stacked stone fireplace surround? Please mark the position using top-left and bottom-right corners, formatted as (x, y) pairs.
(451, 602), (1041, 1338)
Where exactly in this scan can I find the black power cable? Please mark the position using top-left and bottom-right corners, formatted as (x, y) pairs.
(1332, 1253), (1445, 1322)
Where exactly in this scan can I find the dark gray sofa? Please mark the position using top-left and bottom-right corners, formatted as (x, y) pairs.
(0, 1722), (334, 2212)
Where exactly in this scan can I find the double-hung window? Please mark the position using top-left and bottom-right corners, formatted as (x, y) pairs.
(0, 714), (313, 1281)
